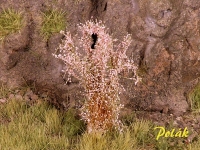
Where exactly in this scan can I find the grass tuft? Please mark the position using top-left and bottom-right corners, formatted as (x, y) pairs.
(41, 9), (66, 40)
(0, 8), (23, 40)
(76, 119), (152, 150)
(188, 83), (200, 113)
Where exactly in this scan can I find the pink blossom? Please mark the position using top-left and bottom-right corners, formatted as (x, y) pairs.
(53, 19), (140, 133)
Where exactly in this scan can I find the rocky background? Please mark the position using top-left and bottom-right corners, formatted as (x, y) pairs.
(0, 0), (200, 119)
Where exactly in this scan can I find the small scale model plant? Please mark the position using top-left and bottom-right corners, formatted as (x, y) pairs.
(189, 83), (200, 113)
(41, 9), (66, 40)
(0, 8), (23, 40)
(53, 20), (140, 133)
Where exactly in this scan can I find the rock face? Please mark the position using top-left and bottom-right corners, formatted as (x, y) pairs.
(0, 0), (200, 116)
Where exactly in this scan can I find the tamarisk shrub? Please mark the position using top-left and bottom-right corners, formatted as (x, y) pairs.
(53, 20), (140, 134)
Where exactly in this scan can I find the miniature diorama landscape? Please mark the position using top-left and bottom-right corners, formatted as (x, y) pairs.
(0, 0), (200, 149)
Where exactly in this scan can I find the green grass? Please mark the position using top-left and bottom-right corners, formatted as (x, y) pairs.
(0, 8), (23, 40)
(41, 9), (66, 40)
(0, 98), (85, 150)
(0, 85), (200, 149)
(189, 83), (200, 113)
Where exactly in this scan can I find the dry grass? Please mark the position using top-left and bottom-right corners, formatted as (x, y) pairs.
(0, 85), (199, 150)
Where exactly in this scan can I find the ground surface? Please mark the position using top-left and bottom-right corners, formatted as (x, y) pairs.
(0, 0), (199, 115)
(0, 0), (200, 148)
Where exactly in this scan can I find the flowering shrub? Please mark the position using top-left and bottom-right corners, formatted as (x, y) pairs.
(53, 20), (140, 133)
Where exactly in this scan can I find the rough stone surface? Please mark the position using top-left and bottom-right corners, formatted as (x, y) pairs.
(0, 0), (200, 116)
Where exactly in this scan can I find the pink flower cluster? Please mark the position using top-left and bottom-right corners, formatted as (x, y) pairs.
(53, 20), (140, 133)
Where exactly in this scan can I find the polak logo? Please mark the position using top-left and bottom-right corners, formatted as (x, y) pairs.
(154, 126), (189, 140)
